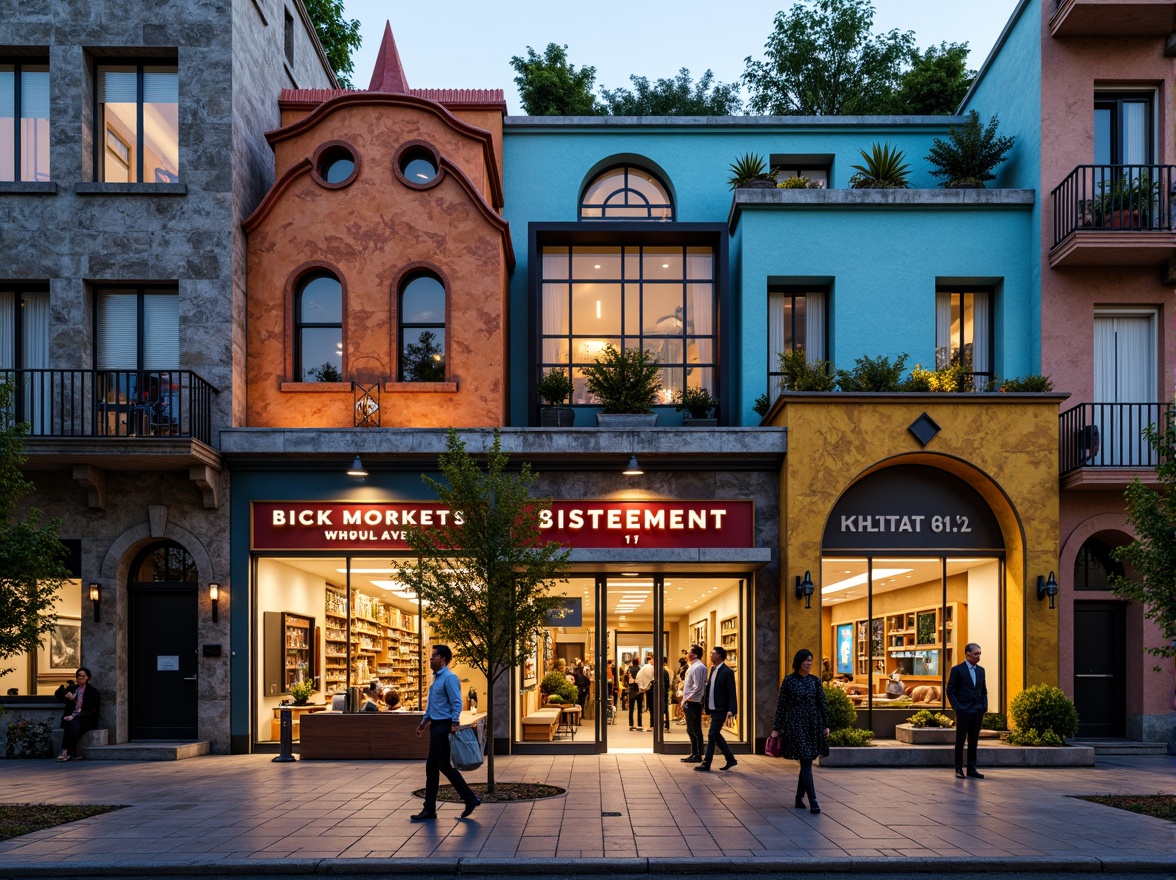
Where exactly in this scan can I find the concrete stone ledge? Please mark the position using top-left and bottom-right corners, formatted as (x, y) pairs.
(321, 857), (460, 874)
(820, 743), (1095, 767)
(460, 858), (647, 874)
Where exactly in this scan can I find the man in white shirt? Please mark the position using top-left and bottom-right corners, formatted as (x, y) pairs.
(679, 644), (707, 762)
(634, 655), (655, 732)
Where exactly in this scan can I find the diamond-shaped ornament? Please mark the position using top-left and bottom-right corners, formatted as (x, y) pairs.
(908, 412), (941, 447)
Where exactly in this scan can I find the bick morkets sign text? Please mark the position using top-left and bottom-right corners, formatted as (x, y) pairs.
(251, 501), (755, 552)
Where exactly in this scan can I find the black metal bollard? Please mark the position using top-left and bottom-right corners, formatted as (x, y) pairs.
(272, 707), (297, 762)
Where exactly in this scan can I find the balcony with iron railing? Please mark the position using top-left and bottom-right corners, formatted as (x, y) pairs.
(2, 369), (222, 507)
(1050, 0), (1176, 38)
(1059, 402), (1170, 489)
(1049, 164), (1176, 268)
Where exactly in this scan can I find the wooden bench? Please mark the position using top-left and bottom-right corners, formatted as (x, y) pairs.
(300, 711), (485, 760)
(521, 707), (562, 741)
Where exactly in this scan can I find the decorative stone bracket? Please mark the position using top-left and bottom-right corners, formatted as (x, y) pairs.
(190, 465), (220, 510)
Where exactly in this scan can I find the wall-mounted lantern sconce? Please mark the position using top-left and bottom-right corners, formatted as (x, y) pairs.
(346, 455), (368, 478)
(794, 570), (815, 609)
(622, 454), (643, 476)
(89, 583), (101, 623)
(209, 582), (220, 623)
(1036, 571), (1058, 609)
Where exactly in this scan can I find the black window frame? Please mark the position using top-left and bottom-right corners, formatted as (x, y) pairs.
(579, 164), (674, 222)
(294, 272), (343, 383)
(92, 56), (179, 184)
(397, 272), (447, 382)
(1073, 537), (1125, 592)
(935, 286), (996, 384)
(1094, 91), (1154, 166)
(0, 281), (49, 370)
(767, 285), (829, 394)
(1, 57), (51, 183)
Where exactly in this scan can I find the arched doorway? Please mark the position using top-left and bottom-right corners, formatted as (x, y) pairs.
(1072, 534), (1128, 737)
(820, 465), (1006, 736)
(128, 541), (199, 739)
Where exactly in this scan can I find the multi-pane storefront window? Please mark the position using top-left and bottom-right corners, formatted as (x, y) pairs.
(540, 245), (715, 405)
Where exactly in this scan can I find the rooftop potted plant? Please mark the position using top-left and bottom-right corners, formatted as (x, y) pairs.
(582, 344), (662, 426)
(536, 368), (575, 427)
(727, 152), (776, 190)
(674, 386), (718, 426)
(925, 110), (1015, 188)
(849, 143), (911, 189)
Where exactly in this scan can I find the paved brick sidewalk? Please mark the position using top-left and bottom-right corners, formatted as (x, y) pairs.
(0, 753), (1172, 873)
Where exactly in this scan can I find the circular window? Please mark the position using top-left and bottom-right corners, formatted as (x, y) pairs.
(395, 142), (441, 188)
(315, 144), (358, 187)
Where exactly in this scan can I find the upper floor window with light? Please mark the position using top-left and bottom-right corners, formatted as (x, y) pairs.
(96, 63), (178, 183)
(0, 60), (50, 182)
(936, 289), (992, 390)
(768, 287), (826, 394)
(580, 165), (673, 221)
(399, 273), (446, 382)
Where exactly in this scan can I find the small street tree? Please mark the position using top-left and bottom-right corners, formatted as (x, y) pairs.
(0, 380), (69, 678)
(1111, 412), (1176, 668)
(400, 429), (571, 791)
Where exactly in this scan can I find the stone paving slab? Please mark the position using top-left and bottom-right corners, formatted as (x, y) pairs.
(0, 753), (1172, 876)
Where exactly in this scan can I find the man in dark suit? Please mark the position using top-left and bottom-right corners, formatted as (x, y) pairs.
(946, 642), (987, 779)
(695, 646), (738, 771)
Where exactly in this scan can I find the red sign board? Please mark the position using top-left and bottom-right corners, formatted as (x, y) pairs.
(251, 501), (754, 552)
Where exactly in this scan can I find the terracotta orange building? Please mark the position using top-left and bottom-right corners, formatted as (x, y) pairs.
(244, 25), (512, 428)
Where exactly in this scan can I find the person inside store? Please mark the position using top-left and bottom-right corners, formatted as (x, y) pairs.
(625, 656), (642, 729)
(673, 656), (688, 723)
(382, 688), (403, 711)
(820, 659), (834, 683)
(886, 670), (904, 697)
(605, 660), (617, 709)
(946, 642), (987, 780)
(571, 658), (590, 709)
(55, 667), (100, 762)
(696, 646), (737, 772)
(660, 659), (673, 732)
(769, 648), (830, 813)
(680, 644), (706, 762)
(412, 645), (479, 821)
(636, 654), (655, 731)
(360, 681), (383, 712)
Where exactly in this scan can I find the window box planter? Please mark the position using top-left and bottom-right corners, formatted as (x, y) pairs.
(540, 407), (575, 428)
(895, 723), (956, 744)
(682, 417), (718, 427)
(596, 413), (658, 428)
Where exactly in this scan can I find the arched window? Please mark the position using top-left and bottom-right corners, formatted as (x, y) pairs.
(295, 272), (342, 382)
(129, 540), (198, 583)
(399, 273), (446, 381)
(580, 165), (673, 221)
(1074, 537), (1124, 591)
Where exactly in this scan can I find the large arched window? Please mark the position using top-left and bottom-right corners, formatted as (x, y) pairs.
(295, 272), (342, 382)
(399, 273), (446, 381)
(580, 165), (673, 221)
(129, 540), (198, 583)
(1074, 537), (1124, 590)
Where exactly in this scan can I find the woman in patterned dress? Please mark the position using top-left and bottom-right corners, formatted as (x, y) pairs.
(768, 648), (830, 814)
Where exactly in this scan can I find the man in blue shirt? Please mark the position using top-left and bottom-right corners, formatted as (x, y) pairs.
(411, 645), (480, 820)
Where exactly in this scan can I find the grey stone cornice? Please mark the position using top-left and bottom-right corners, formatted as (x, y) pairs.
(504, 115), (968, 129)
(74, 182), (188, 196)
(0, 181), (58, 195)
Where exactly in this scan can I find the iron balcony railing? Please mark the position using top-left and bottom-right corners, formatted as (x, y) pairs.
(1, 369), (218, 445)
(1059, 402), (1171, 475)
(1051, 164), (1176, 248)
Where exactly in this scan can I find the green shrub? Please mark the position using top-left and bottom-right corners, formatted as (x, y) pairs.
(907, 709), (954, 728)
(753, 393), (772, 418)
(778, 348), (835, 392)
(1040, 729), (1065, 746)
(1000, 375), (1054, 392)
(822, 683), (858, 731)
(827, 728), (873, 746)
(777, 175), (821, 189)
(287, 679), (314, 704)
(837, 353), (909, 391)
(5, 719), (54, 758)
(536, 368), (574, 405)
(539, 671), (577, 704)
(582, 345), (662, 414)
(1010, 684), (1079, 739)
(982, 712), (1007, 731)
(546, 694), (564, 705)
(674, 385), (717, 419)
(925, 110), (1015, 188)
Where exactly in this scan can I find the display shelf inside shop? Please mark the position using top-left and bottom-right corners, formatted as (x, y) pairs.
(324, 586), (426, 709)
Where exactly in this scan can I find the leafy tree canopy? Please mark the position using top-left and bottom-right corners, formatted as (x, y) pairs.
(742, 0), (915, 115)
(0, 381), (69, 677)
(510, 44), (604, 116)
(887, 41), (974, 115)
(303, 0), (363, 88)
(1111, 413), (1176, 666)
(399, 429), (571, 789)
(600, 68), (742, 116)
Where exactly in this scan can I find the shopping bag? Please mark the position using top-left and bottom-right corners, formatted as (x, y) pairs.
(765, 734), (782, 758)
(450, 726), (484, 771)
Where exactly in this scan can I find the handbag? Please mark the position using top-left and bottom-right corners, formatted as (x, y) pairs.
(449, 726), (484, 771)
(765, 733), (783, 758)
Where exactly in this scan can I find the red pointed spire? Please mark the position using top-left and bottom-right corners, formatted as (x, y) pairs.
(367, 22), (409, 93)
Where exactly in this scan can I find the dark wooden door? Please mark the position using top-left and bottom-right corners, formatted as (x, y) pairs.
(129, 587), (198, 739)
(1073, 601), (1126, 737)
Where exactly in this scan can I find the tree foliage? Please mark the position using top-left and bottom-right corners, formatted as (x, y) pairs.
(1111, 413), (1176, 666)
(510, 44), (604, 116)
(0, 380), (69, 677)
(742, 0), (914, 115)
(889, 42), (974, 115)
(399, 429), (571, 789)
(402, 331), (446, 383)
(925, 110), (1015, 187)
(599, 68), (742, 116)
(302, 0), (362, 88)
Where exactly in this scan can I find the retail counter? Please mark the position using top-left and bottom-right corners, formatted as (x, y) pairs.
(299, 710), (486, 760)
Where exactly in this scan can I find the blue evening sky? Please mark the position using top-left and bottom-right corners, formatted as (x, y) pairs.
(341, 0), (1024, 114)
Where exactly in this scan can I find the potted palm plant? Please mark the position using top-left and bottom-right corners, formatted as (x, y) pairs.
(536, 368), (575, 427)
(581, 344), (662, 426)
(727, 152), (776, 190)
(675, 386), (718, 426)
(849, 143), (911, 189)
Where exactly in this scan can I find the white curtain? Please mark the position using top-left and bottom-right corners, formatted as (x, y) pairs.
(143, 294), (178, 369)
(768, 292), (785, 394)
(1122, 102), (1147, 166)
(0, 293), (12, 368)
(935, 293), (952, 368)
(971, 291), (990, 389)
(805, 292), (825, 361)
(1093, 314), (1156, 466)
(22, 292), (49, 432)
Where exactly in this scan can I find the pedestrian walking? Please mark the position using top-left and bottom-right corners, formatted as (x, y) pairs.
(695, 646), (737, 771)
(679, 644), (706, 762)
(947, 642), (987, 779)
(411, 645), (480, 821)
(769, 648), (829, 813)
